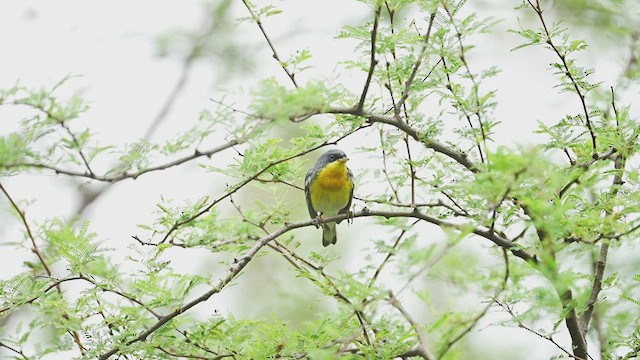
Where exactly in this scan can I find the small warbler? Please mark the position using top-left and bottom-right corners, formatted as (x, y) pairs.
(304, 149), (354, 246)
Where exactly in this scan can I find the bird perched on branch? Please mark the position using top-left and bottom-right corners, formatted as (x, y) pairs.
(305, 149), (354, 246)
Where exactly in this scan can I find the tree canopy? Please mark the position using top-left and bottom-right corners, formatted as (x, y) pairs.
(1, 0), (639, 359)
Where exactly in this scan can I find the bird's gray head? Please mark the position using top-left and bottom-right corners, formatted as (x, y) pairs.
(315, 149), (349, 168)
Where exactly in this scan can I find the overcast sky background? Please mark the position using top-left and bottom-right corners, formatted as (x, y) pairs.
(1, 1), (636, 359)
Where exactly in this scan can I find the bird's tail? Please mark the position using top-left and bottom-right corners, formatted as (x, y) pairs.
(322, 222), (337, 246)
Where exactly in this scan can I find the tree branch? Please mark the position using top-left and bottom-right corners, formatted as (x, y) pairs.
(4, 139), (240, 183)
(388, 291), (436, 360)
(526, 0), (596, 151)
(579, 145), (626, 335)
(0, 181), (53, 276)
(394, 12), (437, 117)
(442, 2), (487, 163)
(98, 207), (534, 359)
(240, 0), (298, 87)
(558, 289), (589, 360)
(327, 107), (478, 172)
(438, 248), (510, 357)
(495, 300), (585, 360)
(0, 341), (30, 360)
(158, 124), (371, 243)
(357, 6), (381, 112)
(0, 182), (86, 353)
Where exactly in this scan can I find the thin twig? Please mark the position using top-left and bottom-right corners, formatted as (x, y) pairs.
(0, 276), (82, 315)
(0, 341), (30, 360)
(388, 291), (436, 360)
(557, 147), (617, 198)
(438, 248), (510, 357)
(395, 12), (437, 117)
(443, 2), (487, 163)
(240, 0), (298, 87)
(158, 124), (371, 244)
(440, 56), (485, 163)
(356, 196), (467, 217)
(579, 93), (627, 334)
(0, 182), (52, 276)
(327, 107), (478, 172)
(378, 128), (401, 201)
(4, 139), (240, 183)
(526, 0), (596, 151)
(357, 6), (381, 112)
(495, 300), (585, 360)
(395, 238), (458, 296)
(0, 182), (87, 353)
(367, 221), (419, 289)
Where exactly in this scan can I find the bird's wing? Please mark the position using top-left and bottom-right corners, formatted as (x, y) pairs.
(339, 167), (355, 214)
(305, 168), (317, 218)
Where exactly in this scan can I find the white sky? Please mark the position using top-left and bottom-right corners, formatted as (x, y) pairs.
(0, 1), (635, 359)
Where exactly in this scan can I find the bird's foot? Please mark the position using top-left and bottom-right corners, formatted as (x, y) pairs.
(312, 214), (324, 229)
(346, 209), (354, 225)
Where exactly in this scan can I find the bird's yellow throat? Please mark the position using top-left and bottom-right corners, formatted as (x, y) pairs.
(314, 159), (350, 190)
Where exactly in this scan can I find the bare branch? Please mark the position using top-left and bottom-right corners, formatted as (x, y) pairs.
(240, 0), (298, 87)
(357, 6), (381, 112)
(327, 107), (478, 172)
(0, 341), (30, 360)
(388, 291), (436, 360)
(495, 300), (585, 360)
(4, 139), (240, 183)
(394, 12), (437, 117)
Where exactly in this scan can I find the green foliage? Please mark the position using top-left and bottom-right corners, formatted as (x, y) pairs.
(250, 78), (344, 121)
(1, 0), (640, 359)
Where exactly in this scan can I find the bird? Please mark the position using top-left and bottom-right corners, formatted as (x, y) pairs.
(304, 149), (354, 246)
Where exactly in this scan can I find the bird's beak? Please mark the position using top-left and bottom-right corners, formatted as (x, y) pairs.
(338, 157), (349, 163)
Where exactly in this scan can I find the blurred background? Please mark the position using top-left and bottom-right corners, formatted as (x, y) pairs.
(1, 0), (638, 358)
